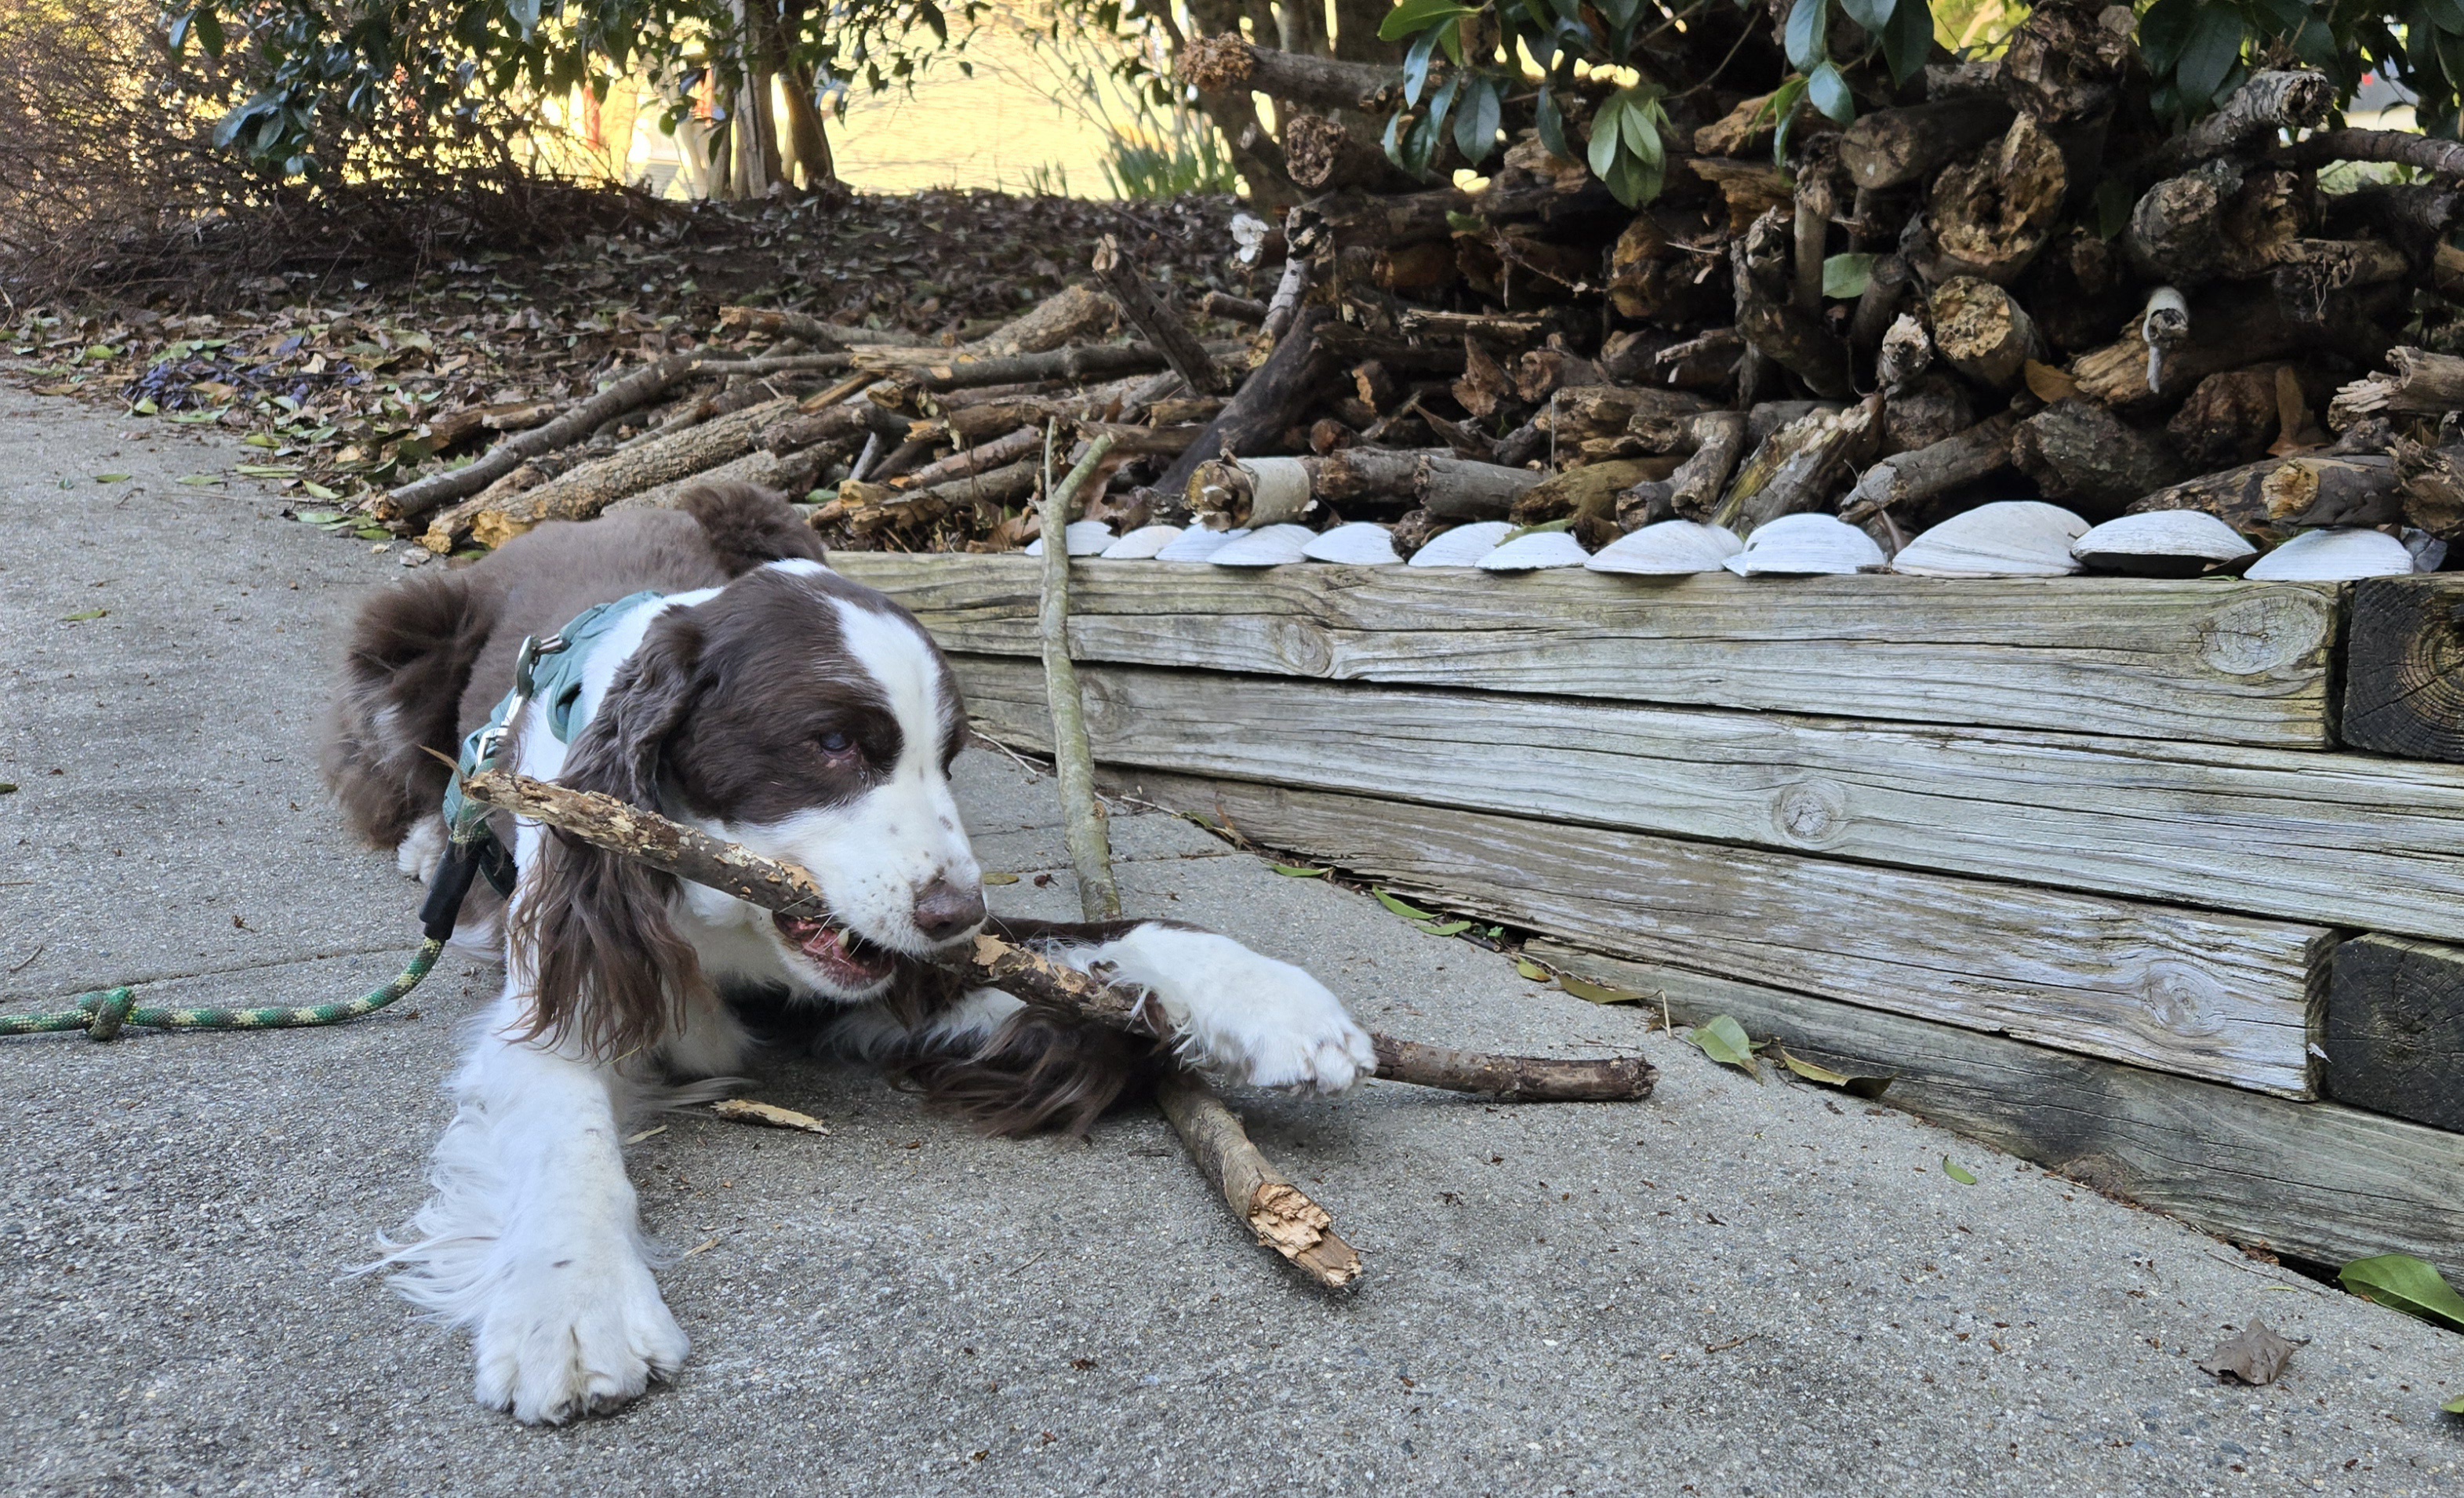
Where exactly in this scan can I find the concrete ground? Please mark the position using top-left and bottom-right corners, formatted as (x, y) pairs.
(3, 391), (2462, 1498)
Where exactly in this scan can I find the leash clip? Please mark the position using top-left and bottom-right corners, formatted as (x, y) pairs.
(470, 632), (572, 774)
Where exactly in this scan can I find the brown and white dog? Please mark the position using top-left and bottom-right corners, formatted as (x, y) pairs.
(322, 485), (1373, 1423)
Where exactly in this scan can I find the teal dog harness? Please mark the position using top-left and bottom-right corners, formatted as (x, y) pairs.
(440, 590), (664, 878)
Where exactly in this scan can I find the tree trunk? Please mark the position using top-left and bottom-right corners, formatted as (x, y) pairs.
(779, 64), (835, 188)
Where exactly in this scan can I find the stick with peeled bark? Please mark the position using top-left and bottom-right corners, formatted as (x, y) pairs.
(1154, 1071), (1361, 1289)
(454, 769), (1657, 1108)
(1037, 427), (1125, 922)
(1034, 456), (1355, 1290)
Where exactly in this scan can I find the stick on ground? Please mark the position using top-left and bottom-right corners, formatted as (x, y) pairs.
(1154, 1071), (1362, 1289)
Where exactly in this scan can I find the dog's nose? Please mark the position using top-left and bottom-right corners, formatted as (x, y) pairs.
(912, 876), (986, 941)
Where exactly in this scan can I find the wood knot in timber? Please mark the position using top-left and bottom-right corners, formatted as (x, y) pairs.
(1771, 779), (1850, 849)
(2137, 961), (2230, 1041)
(2197, 593), (2331, 677)
(1260, 616), (1336, 677)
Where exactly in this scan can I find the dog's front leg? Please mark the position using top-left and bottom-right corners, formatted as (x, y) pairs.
(1002, 918), (1377, 1094)
(387, 984), (686, 1424)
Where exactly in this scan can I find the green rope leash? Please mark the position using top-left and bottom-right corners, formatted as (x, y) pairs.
(0, 940), (445, 1041)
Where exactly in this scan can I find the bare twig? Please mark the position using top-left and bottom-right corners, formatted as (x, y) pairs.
(1036, 424), (1125, 922)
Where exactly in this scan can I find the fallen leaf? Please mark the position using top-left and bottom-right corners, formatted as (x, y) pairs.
(982, 871), (1020, 885)
(292, 508), (348, 524)
(623, 1124), (669, 1144)
(1777, 1047), (1896, 1099)
(303, 480), (342, 500)
(235, 464), (303, 477)
(1558, 971), (1647, 1005)
(680, 1237), (720, 1259)
(1269, 863), (1331, 878)
(1513, 956), (1551, 982)
(2339, 1254), (2464, 1333)
(2199, 1320), (2301, 1385)
(2444, 1394), (2464, 1415)
(2022, 359), (2081, 402)
(710, 1098), (831, 1135)
(176, 474), (225, 486)
(93, 472), (131, 483)
(1942, 1156), (1979, 1185)
(1688, 1014), (1764, 1079)
(1372, 888), (1438, 921)
(1412, 918), (1474, 936)
(0, 784), (16, 794)
(59, 609), (107, 623)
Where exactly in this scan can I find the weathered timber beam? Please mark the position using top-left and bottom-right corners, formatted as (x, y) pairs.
(1106, 768), (2328, 1096)
(2342, 575), (2464, 764)
(1522, 941), (2464, 1286)
(825, 555), (2341, 750)
(2326, 933), (2464, 1133)
(946, 654), (2464, 942)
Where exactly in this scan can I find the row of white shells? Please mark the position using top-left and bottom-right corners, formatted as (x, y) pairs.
(1023, 504), (2437, 581)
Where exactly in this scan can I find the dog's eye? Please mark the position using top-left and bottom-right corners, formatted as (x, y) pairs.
(817, 730), (855, 757)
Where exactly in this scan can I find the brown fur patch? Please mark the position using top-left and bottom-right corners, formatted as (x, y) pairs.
(891, 1014), (1168, 1138)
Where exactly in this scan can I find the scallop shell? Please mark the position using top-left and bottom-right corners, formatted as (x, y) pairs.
(1152, 525), (1248, 562)
(2245, 527), (2417, 581)
(1023, 520), (1115, 558)
(1890, 500), (2089, 577)
(1099, 524), (1186, 560)
(1478, 529), (1592, 571)
(1406, 520), (1514, 568)
(2070, 511), (2255, 576)
(1208, 523), (1316, 567)
(1300, 522), (1401, 565)
(1586, 520), (1743, 576)
(1722, 514), (1888, 576)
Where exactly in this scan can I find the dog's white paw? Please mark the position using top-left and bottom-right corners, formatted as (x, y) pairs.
(1079, 926), (1376, 1095)
(396, 817), (446, 884)
(470, 1248), (688, 1424)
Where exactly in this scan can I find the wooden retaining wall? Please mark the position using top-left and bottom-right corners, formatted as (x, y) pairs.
(836, 554), (2464, 1278)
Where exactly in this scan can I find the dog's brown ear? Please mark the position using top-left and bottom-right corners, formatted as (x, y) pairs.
(511, 611), (707, 1059)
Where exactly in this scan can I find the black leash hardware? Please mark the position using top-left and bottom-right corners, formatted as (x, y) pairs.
(427, 631), (568, 940)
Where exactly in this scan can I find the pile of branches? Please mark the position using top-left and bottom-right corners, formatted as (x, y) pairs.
(354, 12), (2464, 572)
(3, 190), (1234, 519)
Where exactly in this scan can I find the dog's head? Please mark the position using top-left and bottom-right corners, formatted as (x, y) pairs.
(515, 561), (985, 1056)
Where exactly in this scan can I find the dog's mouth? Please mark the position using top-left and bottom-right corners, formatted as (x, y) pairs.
(771, 911), (898, 987)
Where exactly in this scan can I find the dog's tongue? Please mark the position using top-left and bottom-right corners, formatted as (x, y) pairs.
(776, 912), (886, 977)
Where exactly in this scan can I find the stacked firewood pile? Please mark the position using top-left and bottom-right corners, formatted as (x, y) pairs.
(376, 17), (2464, 576)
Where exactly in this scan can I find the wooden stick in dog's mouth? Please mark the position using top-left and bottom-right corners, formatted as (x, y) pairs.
(460, 768), (1657, 1104)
